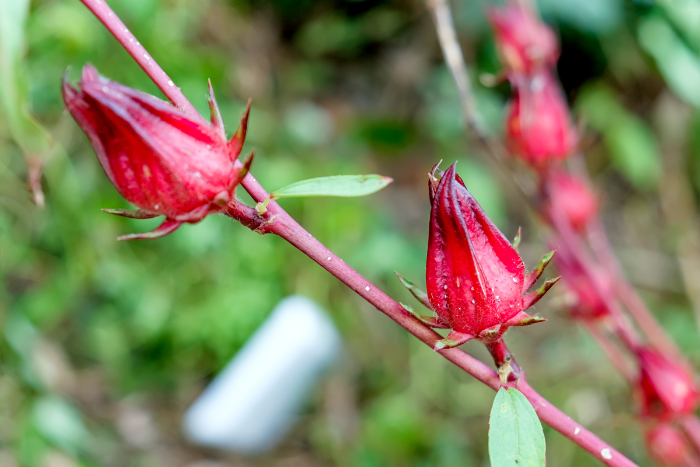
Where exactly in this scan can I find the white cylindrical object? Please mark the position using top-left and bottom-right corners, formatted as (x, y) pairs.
(183, 295), (341, 454)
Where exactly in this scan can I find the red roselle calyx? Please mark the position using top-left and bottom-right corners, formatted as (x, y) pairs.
(488, 3), (559, 76)
(552, 244), (610, 321)
(637, 347), (698, 420)
(544, 171), (598, 232)
(505, 71), (577, 168)
(646, 423), (695, 467)
(62, 64), (252, 240)
(406, 163), (559, 350)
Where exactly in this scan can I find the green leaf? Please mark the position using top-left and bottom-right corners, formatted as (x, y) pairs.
(489, 387), (546, 467)
(271, 174), (393, 199)
(639, 14), (700, 109)
(0, 0), (51, 154)
(606, 118), (660, 189)
(576, 84), (661, 189)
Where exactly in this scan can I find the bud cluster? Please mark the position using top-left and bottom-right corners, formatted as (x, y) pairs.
(487, 4), (700, 463)
(489, 3), (577, 169)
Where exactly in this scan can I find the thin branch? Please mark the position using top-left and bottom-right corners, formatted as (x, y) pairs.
(426, 0), (533, 201)
(586, 218), (682, 360)
(582, 320), (635, 384)
(427, 0), (479, 134)
(78, 0), (199, 117)
(681, 416), (700, 460)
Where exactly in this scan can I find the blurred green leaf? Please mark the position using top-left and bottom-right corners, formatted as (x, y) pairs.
(0, 0), (51, 154)
(606, 118), (660, 189)
(32, 397), (90, 454)
(489, 387), (546, 467)
(656, 0), (700, 54)
(577, 84), (661, 189)
(539, 0), (623, 34)
(272, 175), (393, 199)
(639, 14), (700, 108)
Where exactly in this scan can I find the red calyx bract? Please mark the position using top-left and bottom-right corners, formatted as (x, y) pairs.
(545, 171), (598, 232)
(424, 163), (557, 348)
(637, 348), (698, 420)
(488, 3), (559, 76)
(552, 244), (610, 321)
(62, 64), (252, 240)
(505, 71), (577, 168)
(646, 423), (693, 467)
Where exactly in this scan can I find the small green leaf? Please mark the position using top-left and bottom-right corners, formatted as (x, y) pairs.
(271, 174), (393, 199)
(489, 387), (546, 467)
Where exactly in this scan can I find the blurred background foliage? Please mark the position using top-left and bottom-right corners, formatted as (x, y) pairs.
(1, 0), (700, 465)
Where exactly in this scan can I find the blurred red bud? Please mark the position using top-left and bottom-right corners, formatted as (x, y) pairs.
(646, 423), (693, 467)
(552, 244), (610, 320)
(505, 71), (577, 168)
(62, 64), (250, 240)
(637, 348), (698, 420)
(425, 163), (555, 347)
(545, 171), (598, 231)
(488, 3), (558, 75)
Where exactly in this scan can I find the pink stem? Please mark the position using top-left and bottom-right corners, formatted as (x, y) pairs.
(681, 415), (700, 458)
(549, 209), (641, 352)
(582, 320), (635, 384)
(76, 1), (639, 465)
(484, 337), (523, 383)
(587, 218), (681, 359)
(78, 0), (200, 117)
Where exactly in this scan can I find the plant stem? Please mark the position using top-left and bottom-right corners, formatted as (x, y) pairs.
(78, 0), (200, 117)
(587, 218), (682, 360)
(681, 416), (700, 459)
(484, 337), (522, 383)
(582, 320), (635, 384)
(76, 1), (639, 465)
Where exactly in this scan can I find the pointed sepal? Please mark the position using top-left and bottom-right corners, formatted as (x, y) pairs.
(207, 79), (225, 139)
(400, 303), (450, 329)
(478, 324), (503, 341)
(228, 99), (252, 161)
(233, 151), (254, 187)
(428, 161), (443, 205)
(102, 208), (159, 219)
(512, 226), (522, 252)
(503, 311), (547, 327)
(524, 249), (555, 291)
(434, 330), (474, 351)
(117, 218), (183, 241)
(396, 272), (433, 311)
(523, 276), (560, 309)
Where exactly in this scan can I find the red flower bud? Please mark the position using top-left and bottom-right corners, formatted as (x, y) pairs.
(637, 348), (697, 420)
(552, 244), (610, 320)
(424, 163), (557, 348)
(545, 171), (598, 232)
(646, 423), (693, 467)
(488, 3), (559, 75)
(62, 65), (252, 240)
(505, 71), (577, 168)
